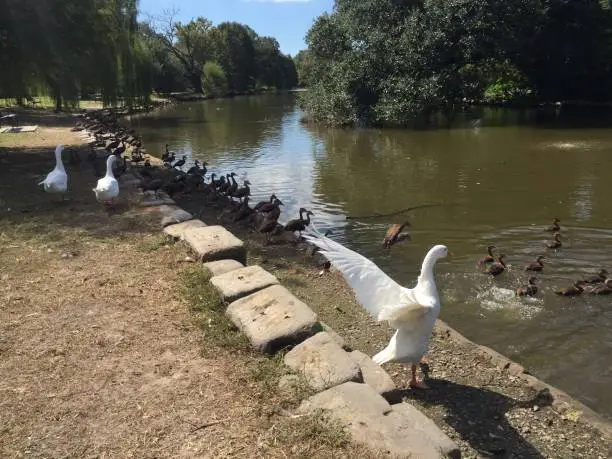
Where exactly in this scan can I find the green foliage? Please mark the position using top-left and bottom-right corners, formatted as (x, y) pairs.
(202, 62), (228, 96)
(0, 2), (297, 103)
(293, 50), (314, 87)
(303, 0), (612, 126)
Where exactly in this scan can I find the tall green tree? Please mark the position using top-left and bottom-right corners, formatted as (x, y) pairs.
(209, 22), (256, 93)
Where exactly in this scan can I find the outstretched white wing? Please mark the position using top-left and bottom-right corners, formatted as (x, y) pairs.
(303, 226), (427, 327)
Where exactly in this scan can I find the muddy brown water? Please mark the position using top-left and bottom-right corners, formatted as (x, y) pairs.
(129, 94), (612, 420)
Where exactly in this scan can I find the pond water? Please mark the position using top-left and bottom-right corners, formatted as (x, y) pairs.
(129, 94), (612, 420)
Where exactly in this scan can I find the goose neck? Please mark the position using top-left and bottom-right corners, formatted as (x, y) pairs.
(54, 147), (65, 172)
(105, 156), (116, 178)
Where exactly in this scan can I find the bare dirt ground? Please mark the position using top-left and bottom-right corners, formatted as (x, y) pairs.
(0, 124), (372, 458)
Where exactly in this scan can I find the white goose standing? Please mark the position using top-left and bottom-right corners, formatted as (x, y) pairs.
(93, 155), (119, 207)
(38, 145), (68, 198)
(302, 227), (450, 389)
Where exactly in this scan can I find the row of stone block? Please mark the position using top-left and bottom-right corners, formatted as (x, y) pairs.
(159, 209), (459, 457)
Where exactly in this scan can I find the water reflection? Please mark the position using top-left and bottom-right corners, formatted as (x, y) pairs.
(131, 94), (612, 419)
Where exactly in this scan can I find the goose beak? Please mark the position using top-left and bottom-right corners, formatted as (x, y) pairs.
(447, 251), (454, 258)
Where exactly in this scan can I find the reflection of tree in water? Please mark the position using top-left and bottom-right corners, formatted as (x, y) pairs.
(130, 94), (295, 164)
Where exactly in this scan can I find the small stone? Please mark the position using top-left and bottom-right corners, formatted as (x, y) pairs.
(61, 253), (69, 259)
(183, 256), (195, 263)
(533, 405), (540, 412)
(284, 332), (362, 392)
(47, 248), (53, 253)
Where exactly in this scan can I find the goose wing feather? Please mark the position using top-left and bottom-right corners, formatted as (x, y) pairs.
(303, 226), (430, 328)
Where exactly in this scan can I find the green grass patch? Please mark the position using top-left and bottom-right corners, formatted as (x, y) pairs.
(136, 234), (175, 252)
(181, 265), (249, 352)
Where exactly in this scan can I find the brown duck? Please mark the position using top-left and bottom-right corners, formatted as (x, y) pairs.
(546, 233), (562, 249)
(516, 277), (538, 297)
(382, 221), (412, 249)
(546, 218), (561, 232)
(525, 255), (545, 272)
(587, 279), (612, 295)
(486, 254), (506, 276)
(477, 245), (496, 268)
(581, 269), (608, 284)
(555, 281), (584, 297)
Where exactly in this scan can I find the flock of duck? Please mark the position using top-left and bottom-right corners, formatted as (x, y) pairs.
(477, 218), (611, 297)
(39, 111), (320, 247)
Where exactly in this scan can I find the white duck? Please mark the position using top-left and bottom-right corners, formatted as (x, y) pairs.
(302, 227), (450, 389)
(38, 145), (68, 197)
(93, 155), (119, 207)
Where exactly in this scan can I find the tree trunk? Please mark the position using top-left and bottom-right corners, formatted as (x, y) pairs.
(55, 95), (62, 112)
(189, 71), (204, 94)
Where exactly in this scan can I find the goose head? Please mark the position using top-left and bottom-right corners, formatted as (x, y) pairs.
(487, 245), (496, 256)
(528, 276), (537, 285)
(536, 255), (545, 263)
(599, 269), (608, 278)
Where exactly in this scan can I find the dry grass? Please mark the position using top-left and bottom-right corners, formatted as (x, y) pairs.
(0, 121), (376, 458)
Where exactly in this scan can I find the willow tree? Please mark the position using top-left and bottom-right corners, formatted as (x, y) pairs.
(0, 0), (152, 109)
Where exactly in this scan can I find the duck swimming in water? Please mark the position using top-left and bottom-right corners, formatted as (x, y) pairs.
(546, 233), (562, 249)
(477, 245), (496, 269)
(581, 269), (608, 284)
(383, 222), (412, 249)
(546, 218), (561, 232)
(555, 281), (584, 297)
(525, 255), (545, 272)
(516, 276), (538, 297)
(587, 279), (612, 295)
(486, 254), (506, 276)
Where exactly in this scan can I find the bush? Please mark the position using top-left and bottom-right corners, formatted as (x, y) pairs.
(202, 61), (228, 97)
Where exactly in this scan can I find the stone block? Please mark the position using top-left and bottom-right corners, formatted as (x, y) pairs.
(155, 204), (193, 228)
(316, 321), (347, 350)
(387, 403), (460, 459)
(349, 350), (396, 397)
(183, 225), (246, 264)
(226, 285), (318, 354)
(210, 265), (278, 302)
(284, 332), (362, 392)
(138, 190), (175, 207)
(163, 219), (207, 240)
(298, 382), (459, 459)
(203, 259), (244, 277)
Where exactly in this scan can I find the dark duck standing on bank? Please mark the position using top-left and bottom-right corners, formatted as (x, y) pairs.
(556, 281), (584, 297)
(516, 277), (538, 297)
(525, 255), (545, 272)
(486, 254), (506, 276)
(172, 155), (187, 171)
(284, 208), (314, 237)
(254, 194), (276, 212)
(260, 197), (283, 220)
(477, 245), (496, 269)
(546, 232), (562, 249)
(546, 218), (561, 232)
(162, 144), (175, 162)
(382, 221), (412, 249)
(232, 180), (251, 202)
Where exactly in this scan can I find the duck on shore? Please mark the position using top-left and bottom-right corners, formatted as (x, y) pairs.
(284, 208), (314, 237)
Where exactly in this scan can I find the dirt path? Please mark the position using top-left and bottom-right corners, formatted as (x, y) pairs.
(0, 125), (368, 458)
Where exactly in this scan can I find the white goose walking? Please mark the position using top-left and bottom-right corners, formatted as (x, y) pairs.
(93, 155), (119, 207)
(38, 145), (68, 197)
(302, 227), (450, 389)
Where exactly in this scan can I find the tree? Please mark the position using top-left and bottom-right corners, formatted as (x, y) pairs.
(294, 50), (314, 87)
(154, 15), (213, 93)
(303, 0), (612, 126)
(209, 22), (256, 93)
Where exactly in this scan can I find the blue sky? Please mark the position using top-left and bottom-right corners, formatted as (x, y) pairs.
(139, 0), (334, 56)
